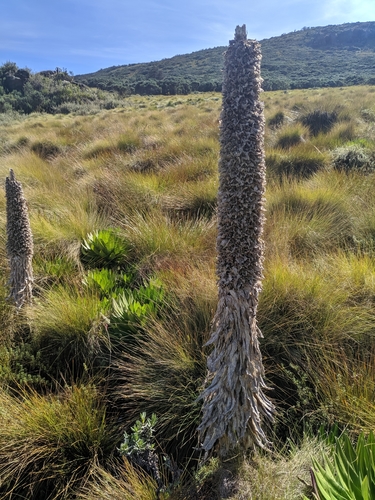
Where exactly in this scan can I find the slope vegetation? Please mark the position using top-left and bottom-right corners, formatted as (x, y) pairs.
(76, 21), (375, 93)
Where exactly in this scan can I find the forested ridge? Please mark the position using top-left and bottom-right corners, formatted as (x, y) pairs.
(75, 21), (375, 94)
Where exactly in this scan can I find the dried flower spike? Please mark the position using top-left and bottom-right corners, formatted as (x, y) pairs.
(198, 25), (275, 456)
(5, 169), (33, 308)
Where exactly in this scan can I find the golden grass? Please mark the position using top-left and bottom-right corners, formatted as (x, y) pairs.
(1, 85), (375, 497)
(77, 460), (160, 500)
(228, 435), (329, 500)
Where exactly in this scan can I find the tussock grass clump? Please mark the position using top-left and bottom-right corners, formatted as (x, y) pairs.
(114, 282), (214, 462)
(256, 250), (375, 437)
(331, 121), (356, 142)
(267, 110), (285, 129)
(31, 140), (62, 159)
(121, 211), (216, 264)
(313, 345), (375, 432)
(259, 262), (360, 360)
(161, 180), (217, 220)
(266, 145), (329, 179)
(115, 320), (206, 462)
(275, 125), (308, 149)
(30, 285), (109, 381)
(30, 192), (108, 254)
(117, 131), (142, 153)
(91, 170), (156, 218)
(0, 385), (118, 499)
(266, 187), (353, 258)
(83, 138), (116, 159)
(82, 131), (142, 160)
(77, 461), (159, 500)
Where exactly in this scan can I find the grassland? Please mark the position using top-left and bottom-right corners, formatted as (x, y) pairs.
(0, 85), (375, 498)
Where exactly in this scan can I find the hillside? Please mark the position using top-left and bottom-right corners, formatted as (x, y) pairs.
(75, 21), (375, 94)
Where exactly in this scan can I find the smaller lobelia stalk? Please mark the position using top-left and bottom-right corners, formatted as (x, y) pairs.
(198, 25), (274, 456)
(5, 169), (33, 308)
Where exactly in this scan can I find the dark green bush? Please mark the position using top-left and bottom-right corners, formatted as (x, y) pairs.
(0, 343), (48, 388)
(301, 109), (338, 135)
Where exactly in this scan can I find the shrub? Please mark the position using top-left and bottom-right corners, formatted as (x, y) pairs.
(332, 145), (375, 173)
(0, 343), (48, 388)
(360, 108), (375, 122)
(119, 412), (162, 488)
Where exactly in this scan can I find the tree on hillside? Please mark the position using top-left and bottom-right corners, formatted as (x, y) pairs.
(198, 25), (274, 456)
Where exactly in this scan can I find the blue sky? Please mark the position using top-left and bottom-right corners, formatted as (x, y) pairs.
(0, 0), (374, 75)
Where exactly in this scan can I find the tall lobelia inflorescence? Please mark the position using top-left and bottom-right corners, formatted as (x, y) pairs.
(5, 169), (33, 308)
(198, 25), (275, 456)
